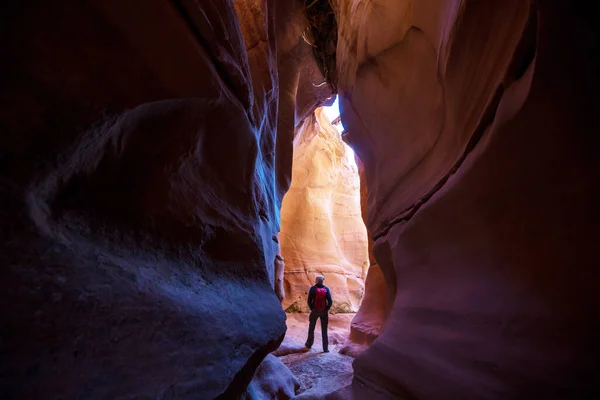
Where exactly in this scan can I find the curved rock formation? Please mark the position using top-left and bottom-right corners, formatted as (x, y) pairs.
(340, 155), (388, 357)
(0, 1), (331, 398)
(2, 0), (599, 398)
(337, 0), (600, 398)
(280, 108), (369, 313)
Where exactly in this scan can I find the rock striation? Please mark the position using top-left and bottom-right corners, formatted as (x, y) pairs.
(337, 0), (600, 398)
(2, 0), (599, 398)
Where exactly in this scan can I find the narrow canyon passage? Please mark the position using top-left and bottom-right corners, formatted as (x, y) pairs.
(280, 103), (368, 314)
(268, 99), (373, 397)
(1, 1), (599, 399)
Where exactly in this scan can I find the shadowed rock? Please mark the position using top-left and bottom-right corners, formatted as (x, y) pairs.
(0, 0), (329, 397)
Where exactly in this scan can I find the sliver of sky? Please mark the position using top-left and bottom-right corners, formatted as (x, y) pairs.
(321, 95), (356, 167)
(321, 96), (345, 133)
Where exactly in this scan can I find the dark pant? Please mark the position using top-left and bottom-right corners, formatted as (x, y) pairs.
(305, 310), (328, 351)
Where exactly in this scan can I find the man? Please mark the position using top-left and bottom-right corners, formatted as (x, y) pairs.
(305, 275), (333, 352)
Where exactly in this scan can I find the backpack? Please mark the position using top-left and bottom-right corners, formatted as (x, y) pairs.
(314, 287), (328, 312)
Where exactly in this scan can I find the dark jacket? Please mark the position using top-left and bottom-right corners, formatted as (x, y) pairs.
(307, 283), (332, 311)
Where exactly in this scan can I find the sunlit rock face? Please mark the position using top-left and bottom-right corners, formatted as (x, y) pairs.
(0, 1), (331, 398)
(337, 0), (600, 398)
(280, 108), (368, 313)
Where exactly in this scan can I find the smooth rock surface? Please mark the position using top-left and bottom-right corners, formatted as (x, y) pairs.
(337, 0), (600, 398)
(280, 109), (368, 313)
(286, 352), (354, 400)
(0, 1), (328, 398)
(340, 155), (388, 357)
(3, 0), (599, 399)
(246, 354), (300, 400)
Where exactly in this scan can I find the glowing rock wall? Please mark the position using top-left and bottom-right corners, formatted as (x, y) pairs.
(280, 108), (368, 313)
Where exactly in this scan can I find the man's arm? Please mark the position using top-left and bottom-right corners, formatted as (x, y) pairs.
(326, 287), (333, 310)
(307, 286), (315, 310)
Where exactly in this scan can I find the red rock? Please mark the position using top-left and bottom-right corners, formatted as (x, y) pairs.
(338, 0), (600, 398)
(2, 0), (599, 398)
(340, 155), (388, 357)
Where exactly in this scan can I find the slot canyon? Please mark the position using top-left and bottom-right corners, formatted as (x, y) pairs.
(0, 0), (598, 399)
(280, 106), (368, 314)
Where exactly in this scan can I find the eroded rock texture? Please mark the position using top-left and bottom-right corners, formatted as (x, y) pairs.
(0, 1), (332, 398)
(337, 0), (600, 398)
(280, 108), (368, 313)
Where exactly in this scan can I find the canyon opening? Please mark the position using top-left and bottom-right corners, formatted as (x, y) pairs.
(1, 1), (598, 400)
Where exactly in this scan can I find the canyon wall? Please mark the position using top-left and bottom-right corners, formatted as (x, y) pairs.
(0, 1), (331, 398)
(280, 108), (368, 313)
(340, 155), (388, 356)
(2, 0), (599, 398)
(337, 0), (600, 398)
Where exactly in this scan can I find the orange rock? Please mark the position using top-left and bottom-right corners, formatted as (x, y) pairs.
(280, 109), (368, 313)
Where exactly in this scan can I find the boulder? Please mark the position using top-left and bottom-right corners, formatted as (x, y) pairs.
(246, 354), (299, 400)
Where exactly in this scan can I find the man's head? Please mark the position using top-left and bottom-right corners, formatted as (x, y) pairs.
(315, 275), (325, 285)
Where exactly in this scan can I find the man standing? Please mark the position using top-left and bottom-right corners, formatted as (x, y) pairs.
(305, 275), (333, 352)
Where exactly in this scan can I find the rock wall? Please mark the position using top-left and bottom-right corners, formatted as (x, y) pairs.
(340, 155), (388, 357)
(337, 0), (600, 398)
(0, 1), (332, 398)
(280, 108), (368, 313)
(3, 0), (599, 398)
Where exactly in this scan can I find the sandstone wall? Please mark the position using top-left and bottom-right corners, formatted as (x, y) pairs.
(0, 1), (331, 398)
(280, 108), (368, 313)
(336, 0), (600, 398)
(340, 155), (388, 356)
(3, 0), (599, 398)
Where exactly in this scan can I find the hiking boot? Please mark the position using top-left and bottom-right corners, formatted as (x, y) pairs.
(323, 349), (329, 353)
